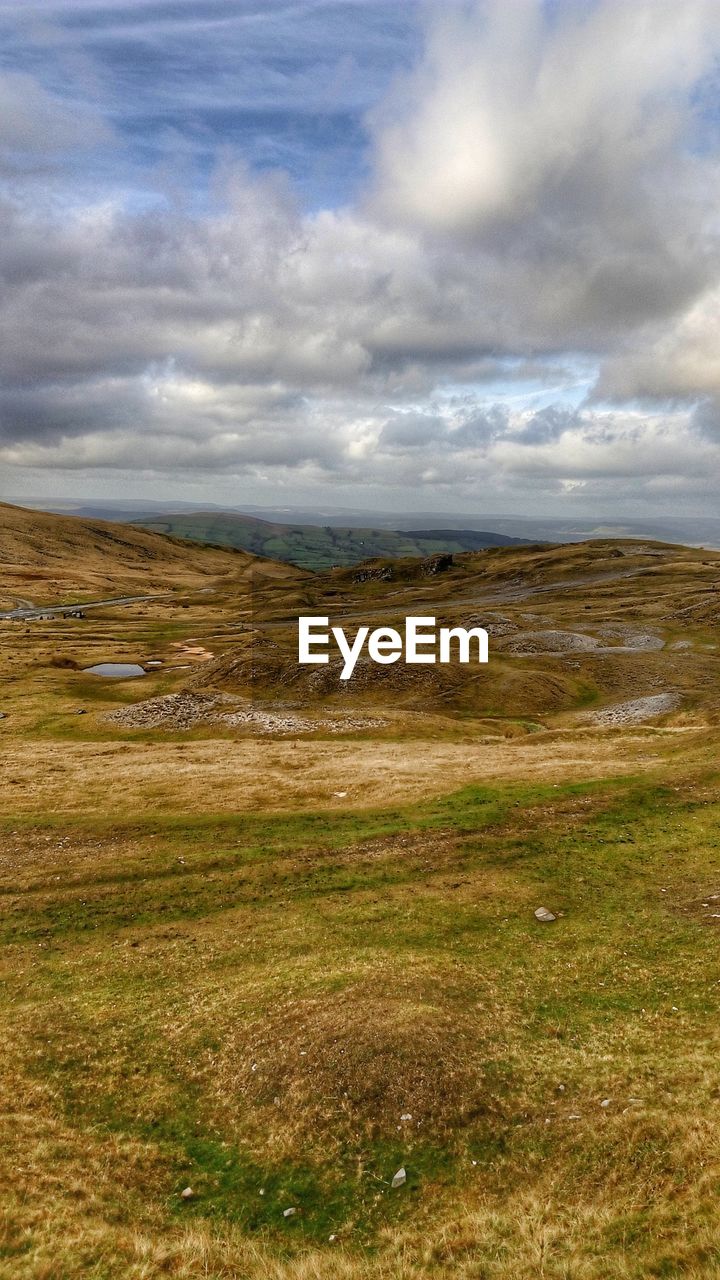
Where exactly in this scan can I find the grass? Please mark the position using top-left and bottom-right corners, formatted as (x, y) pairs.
(130, 514), (525, 571)
(4, 771), (720, 1276)
(4, 531), (720, 1276)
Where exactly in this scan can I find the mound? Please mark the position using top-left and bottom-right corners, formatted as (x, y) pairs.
(200, 983), (507, 1146)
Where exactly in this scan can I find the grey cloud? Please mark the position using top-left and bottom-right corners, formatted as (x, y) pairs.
(691, 399), (720, 440)
(379, 412), (446, 448)
(0, 71), (112, 174)
(513, 406), (577, 445)
(1, 1), (720, 516)
(448, 406), (508, 448)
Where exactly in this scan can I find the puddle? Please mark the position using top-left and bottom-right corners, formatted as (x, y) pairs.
(83, 663), (146, 678)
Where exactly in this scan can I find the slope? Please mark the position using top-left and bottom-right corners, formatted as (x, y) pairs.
(0, 500), (300, 609)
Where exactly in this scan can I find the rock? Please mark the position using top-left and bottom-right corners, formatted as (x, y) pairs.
(600, 1098), (611, 1108)
(421, 552), (453, 575)
(391, 1167), (407, 1188)
(180, 1187), (194, 1199)
(534, 907), (556, 923)
(400, 1113), (412, 1122)
(283, 1206), (296, 1218)
(353, 566), (393, 583)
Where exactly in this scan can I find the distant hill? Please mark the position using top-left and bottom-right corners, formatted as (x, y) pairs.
(0, 501), (298, 608)
(129, 511), (528, 570)
(12, 498), (720, 552)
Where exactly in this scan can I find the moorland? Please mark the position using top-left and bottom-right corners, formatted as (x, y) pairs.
(2, 500), (720, 1279)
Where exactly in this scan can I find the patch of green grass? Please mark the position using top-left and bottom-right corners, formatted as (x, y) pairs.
(6, 768), (720, 1274)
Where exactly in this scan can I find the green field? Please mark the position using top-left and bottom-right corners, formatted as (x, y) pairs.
(129, 513), (526, 571)
(4, 765), (720, 1278)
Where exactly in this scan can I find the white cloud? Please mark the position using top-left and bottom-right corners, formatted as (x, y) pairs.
(3, 2), (720, 512)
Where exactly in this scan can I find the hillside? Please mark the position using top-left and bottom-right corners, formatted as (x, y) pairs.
(128, 510), (527, 570)
(191, 537), (720, 726)
(3, 528), (720, 1278)
(0, 500), (299, 610)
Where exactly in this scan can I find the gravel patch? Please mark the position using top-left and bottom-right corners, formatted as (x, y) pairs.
(105, 692), (384, 735)
(585, 692), (681, 727)
(501, 626), (665, 656)
(503, 630), (602, 654)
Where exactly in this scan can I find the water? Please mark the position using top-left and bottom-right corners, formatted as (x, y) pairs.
(83, 663), (146, 678)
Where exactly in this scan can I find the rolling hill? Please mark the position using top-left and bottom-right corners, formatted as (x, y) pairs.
(128, 510), (528, 570)
(0, 500), (299, 610)
(191, 536), (720, 725)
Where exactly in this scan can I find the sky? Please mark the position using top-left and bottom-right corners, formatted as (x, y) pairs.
(1, 0), (720, 516)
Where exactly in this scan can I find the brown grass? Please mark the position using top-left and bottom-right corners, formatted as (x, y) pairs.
(0, 728), (684, 816)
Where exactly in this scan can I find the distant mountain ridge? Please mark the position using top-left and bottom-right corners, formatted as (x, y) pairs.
(8, 498), (720, 552)
(127, 511), (529, 571)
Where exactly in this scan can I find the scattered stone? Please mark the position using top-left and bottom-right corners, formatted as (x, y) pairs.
(600, 1098), (611, 1108)
(504, 630), (602, 655)
(400, 1113), (412, 1121)
(353, 565), (393, 583)
(283, 1207), (296, 1218)
(333, 791), (347, 798)
(180, 1187), (194, 1200)
(534, 907), (557, 923)
(391, 1167), (407, 1188)
(585, 692), (680, 727)
(105, 691), (384, 735)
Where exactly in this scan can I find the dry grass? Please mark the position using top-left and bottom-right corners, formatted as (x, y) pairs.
(0, 499), (300, 604)
(3, 521), (720, 1277)
(5, 773), (720, 1277)
(0, 729), (684, 815)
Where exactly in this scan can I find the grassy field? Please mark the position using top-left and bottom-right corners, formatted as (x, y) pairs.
(129, 511), (526, 571)
(3, 512), (720, 1276)
(4, 765), (720, 1278)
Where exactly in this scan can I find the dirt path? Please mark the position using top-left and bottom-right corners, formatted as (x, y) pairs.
(0, 592), (177, 620)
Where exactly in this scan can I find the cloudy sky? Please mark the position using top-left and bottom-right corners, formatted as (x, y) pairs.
(2, 0), (720, 515)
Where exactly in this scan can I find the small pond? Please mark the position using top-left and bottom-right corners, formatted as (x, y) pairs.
(83, 663), (146, 678)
